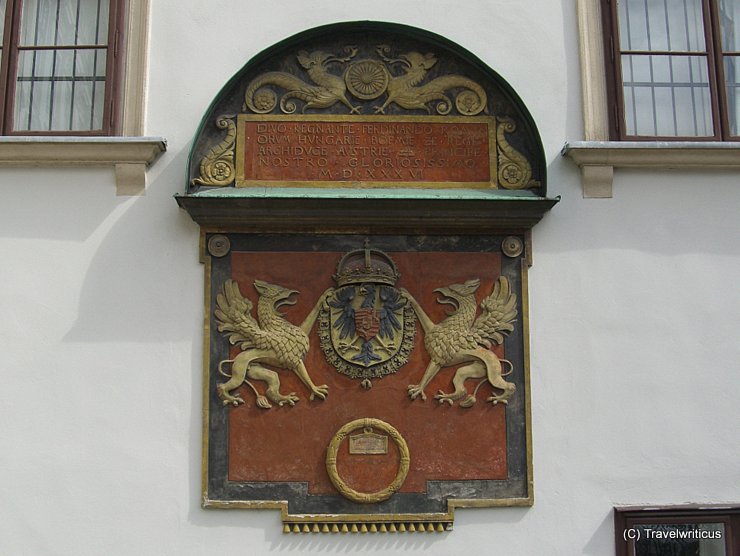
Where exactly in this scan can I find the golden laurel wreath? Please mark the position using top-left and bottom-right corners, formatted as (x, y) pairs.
(325, 418), (410, 504)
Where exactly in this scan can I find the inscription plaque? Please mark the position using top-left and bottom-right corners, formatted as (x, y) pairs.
(349, 429), (389, 455)
(236, 115), (496, 188)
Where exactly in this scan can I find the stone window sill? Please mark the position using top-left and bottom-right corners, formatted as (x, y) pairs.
(0, 136), (167, 195)
(562, 141), (740, 198)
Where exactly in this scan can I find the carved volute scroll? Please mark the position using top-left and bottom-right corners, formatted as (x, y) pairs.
(191, 116), (236, 187)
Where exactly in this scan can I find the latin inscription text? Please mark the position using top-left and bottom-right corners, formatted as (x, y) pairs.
(240, 120), (492, 185)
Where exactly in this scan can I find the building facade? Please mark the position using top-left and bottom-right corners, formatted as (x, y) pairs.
(0, 1), (738, 554)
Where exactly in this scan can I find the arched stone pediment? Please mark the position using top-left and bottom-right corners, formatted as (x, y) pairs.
(178, 21), (557, 232)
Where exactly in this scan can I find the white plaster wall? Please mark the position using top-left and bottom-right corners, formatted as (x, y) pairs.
(0, 1), (738, 554)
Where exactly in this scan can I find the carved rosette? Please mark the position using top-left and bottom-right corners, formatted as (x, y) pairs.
(345, 60), (390, 100)
(191, 116), (236, 186)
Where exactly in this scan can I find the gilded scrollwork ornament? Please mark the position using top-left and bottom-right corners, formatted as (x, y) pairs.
(191, 115), (236, 187)
(496, 117), (540, 190)
(240, 45), (487, 117)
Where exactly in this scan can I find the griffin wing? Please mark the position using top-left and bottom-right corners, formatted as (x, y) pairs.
(471, 277), (517, 347)
(214, 279), (261, 350)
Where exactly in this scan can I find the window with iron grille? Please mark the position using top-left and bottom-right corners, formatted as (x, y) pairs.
(602, 0), (739, 140)
(0, 0), (124, 135)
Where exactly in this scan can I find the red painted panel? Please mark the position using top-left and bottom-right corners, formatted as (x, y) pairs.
(226, 250), (507, 495)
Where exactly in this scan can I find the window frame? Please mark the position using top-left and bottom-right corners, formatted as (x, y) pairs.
(0, 0), (166, 196)
(564, 0), (740, 198)
(601, 0), (739, 141)
(614, 505), (740, 556)
(0, 0), (126, 136)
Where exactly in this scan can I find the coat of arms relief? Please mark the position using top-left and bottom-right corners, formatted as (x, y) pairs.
(318, 243), (416, 389)
(214, 242), (517, 410)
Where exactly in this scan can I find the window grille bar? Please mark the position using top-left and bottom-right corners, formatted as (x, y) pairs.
(621, 48), (709, 55)
(682, 0), (701, 134)
(623, 0), (639, 133)
(17, 44), (107, 50)
(28, 0), (42, 130)
(622, 80), (710, 87)
(17, 76), (105, 82)
(74, 0), (81, 46)
(88, 0), (103, 129)
(48, 0), (61, 130)
(664, 0), (679, 135)
(71, 0), (82, 129)
(721, 2), (738, 133)
(643, 0), (659, 135)
(95, 0), (102, 43)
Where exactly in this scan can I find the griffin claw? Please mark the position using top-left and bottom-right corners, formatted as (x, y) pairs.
(407, 385), (427, 400)
(434, 390), (456, 405)
(276, 392), (299, 407)
(309, 385), (329, 401)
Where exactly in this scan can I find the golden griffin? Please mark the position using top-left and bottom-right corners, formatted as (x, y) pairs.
(403, 277), (517, 407)
(214, 279), (333, 408)
(243, 47), (361, 114)
(373, 46), (487, 116)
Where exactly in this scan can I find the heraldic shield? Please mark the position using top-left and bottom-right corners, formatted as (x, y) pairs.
(319, 243), (415, 387)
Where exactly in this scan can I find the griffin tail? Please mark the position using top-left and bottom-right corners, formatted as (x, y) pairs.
(218, 359), (234, 378)
(419, 75), (488, 115)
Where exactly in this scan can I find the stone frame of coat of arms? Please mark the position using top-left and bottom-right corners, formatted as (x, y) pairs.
(177, 21), (558, 533)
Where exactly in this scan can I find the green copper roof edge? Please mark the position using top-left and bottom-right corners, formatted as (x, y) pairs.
(175, 187), (550, 201)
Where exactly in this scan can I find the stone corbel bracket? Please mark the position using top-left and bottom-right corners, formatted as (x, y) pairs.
(0, 136), (167, 196)
(563, 141), (740, 198)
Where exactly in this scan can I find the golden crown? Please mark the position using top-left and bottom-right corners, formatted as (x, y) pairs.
(334, 241), (400, 287)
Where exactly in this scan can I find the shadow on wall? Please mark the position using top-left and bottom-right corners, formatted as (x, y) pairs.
(61, 146), (202, 343)
(543, 156), (740, 258)
(583, 510), (614, 555)
(0, 166), (123, 241)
